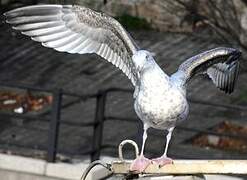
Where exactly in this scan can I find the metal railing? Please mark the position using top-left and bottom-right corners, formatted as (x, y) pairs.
(0, 82), (97, 162)
(0, 82), (246, 163)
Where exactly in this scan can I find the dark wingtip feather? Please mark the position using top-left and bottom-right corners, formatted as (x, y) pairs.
(228, 49), (241, 62)
(233, 49), (241, 57)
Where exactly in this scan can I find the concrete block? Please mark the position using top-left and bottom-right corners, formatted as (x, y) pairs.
(45, 162), (85, 180)
(0, 153), (46, 175)
(0, 169), (60, 180)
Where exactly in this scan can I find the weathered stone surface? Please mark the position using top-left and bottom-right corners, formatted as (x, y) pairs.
(102, 0), (192, 32)
(2, 0), (247, 35)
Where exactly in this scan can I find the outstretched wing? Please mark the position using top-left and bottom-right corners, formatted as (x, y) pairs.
(171, 47), (241, 93)
(4, 5), (139, 85)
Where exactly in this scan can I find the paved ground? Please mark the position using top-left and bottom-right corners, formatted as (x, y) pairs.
(0, 11), (247, 164)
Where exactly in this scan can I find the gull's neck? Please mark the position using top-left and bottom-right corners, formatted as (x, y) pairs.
(170, 71), (187, 95)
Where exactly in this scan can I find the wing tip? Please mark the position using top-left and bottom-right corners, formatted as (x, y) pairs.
(232, 49), (241, 61)
(3, 4), (64, 18)
(209, 47), (241, 61)
(224, 47), (241, 61)
(3, 9), (17, 17)
(3, 11), (8, 17)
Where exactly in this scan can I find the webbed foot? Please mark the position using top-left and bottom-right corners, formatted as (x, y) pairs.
(130, 155), (151, 173)
(151, 156), (173, 167)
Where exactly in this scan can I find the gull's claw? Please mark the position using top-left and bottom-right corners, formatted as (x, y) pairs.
(130, 155), (151, 173)
(151, 156), (173, 167)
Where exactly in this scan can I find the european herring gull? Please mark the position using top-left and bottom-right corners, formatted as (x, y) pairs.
(4, 4), (241, 172)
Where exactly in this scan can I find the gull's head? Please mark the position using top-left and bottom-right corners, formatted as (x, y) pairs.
(132, 50), (155, 71)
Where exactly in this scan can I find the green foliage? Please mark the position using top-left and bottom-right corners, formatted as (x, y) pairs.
(232, 90), (247, 104)
(116, 14), (151, 30)
(46, 0), (80, 4)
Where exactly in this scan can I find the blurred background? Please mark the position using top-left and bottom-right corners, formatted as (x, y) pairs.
(0, 0), (247, 179)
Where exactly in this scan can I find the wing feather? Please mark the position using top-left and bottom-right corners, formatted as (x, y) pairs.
(4, 4), (139, 85)
(22, 25), (66, 36)
(32, 30), (71, 42)
(7, 15), (62, 24)
(13, 21), (64, 31)
(171, 47), (241, 94)
(96, 44), (104, 55)
(43, 33), (79, 48)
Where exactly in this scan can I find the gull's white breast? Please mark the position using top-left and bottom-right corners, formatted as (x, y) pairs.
(134, 67), (189, 130)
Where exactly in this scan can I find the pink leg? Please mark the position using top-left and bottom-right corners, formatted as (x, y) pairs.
(130, 124), (151, 172)
(152, 127), (174, 167)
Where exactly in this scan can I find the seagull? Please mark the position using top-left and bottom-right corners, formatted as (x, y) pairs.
(4, 4), (241, 172)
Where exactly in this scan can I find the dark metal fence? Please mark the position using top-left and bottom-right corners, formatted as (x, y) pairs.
(0, 82), (246, 163)
(0, 82), (96, 162)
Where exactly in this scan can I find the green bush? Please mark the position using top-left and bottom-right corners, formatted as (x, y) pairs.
(116, 14), (151, 30)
